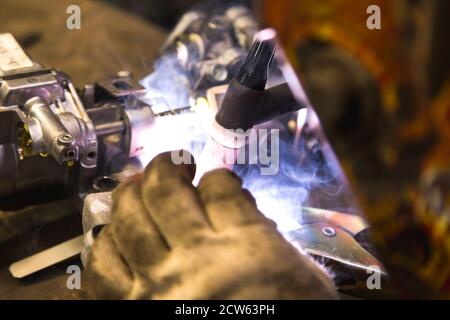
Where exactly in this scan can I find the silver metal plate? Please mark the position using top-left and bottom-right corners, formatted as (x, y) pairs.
(0, 33), (33, 75)
(9, 235), (84, 278)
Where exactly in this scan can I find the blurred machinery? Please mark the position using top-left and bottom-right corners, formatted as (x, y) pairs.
(0, 33), (147, 204)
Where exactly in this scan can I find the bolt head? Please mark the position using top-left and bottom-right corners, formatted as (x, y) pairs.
(321, 226), (336, 237)
(59, 134), (75, 144)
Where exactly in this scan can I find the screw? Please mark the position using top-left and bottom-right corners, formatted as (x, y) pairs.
(321, 226), (336, 237)
(64, 148), (76, 160)
(59, 133), (74, 144)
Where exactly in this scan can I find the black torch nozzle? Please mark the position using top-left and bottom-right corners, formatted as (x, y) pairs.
(235, 29), (277, 90)
(215, 29), (303, 131)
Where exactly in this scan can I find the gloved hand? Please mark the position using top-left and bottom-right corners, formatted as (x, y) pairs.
(86, 151), (337, 299)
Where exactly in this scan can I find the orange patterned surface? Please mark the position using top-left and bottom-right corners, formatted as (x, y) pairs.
(262, 0), (450, 298)
(263, 0), (407, 112)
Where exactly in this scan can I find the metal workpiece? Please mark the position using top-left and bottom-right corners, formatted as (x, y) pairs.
(97, 72), (146, 98)
(0, 69), (96, 166)
(82, 191), (113, 236)
(80, 161), (146, 266)
(286, 222), (391, 298)
(0, 33), (104, 200)
(0, 70), (64, 107)
(123, 104), (154, 157)
(58, 113), (97, 168)
(285, 207), (399, 298)
(80, 191), (112, 267)
(94, 121), (126, 137)
(89, 73), (157, 160)
(93, 72), (154, 158)
(23, 97), (78, 164)
(0, 106), (69, 199)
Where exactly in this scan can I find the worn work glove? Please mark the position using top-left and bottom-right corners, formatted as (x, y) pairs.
(86, 151), (337, 299)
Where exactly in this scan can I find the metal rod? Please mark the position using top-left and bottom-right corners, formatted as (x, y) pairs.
(94, 121), (125, 136)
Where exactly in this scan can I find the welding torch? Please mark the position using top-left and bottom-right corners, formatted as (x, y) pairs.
(194, 29), (304, 182)
(215, 29), (302, 131)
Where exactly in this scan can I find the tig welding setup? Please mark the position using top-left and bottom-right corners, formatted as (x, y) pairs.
(0, 0), (449, 303)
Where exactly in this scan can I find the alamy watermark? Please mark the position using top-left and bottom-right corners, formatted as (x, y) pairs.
(66, 265), (81, 290)
(171, 128), (280, 176)
(367, 5), (381, 30)
(66, 5), (81, 30)
(366, 265), (382, 290)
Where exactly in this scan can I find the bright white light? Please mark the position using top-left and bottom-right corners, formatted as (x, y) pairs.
(137, 107), (214, 168)
(253, 191), (302, 233)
